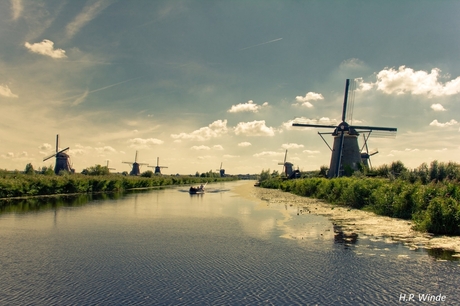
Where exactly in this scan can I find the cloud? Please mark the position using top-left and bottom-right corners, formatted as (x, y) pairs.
(253, 151), (285, 158)
(227, 100), (268, 113)
(430, 103), (446, 111)
(191, 145), (210, 150)
(66, 0), (113, 39)
(303, 149), (320, 154)
(24, 39), (67, 58)
(234, 120), (275, 136)
(294, 92), (324, 107)
(39, 143), (52, 151)
(281, 143), (304, 149)
(10, 0), (23, 20)
(213, 145), (223, 150)
(223, 154), (240, 158)
(238, 142), (252, 147)
(340, 58), (365, 69)
(171, 120), (228, 141)
(72, 90), (89, 106)
(95, 146), (116, 153)
(429, 119), (458, 127)
(359, 66), (460, 97)
(285, 117), (338, 130)
(0, 84), (18, 98)
(128, 138), (164, 148)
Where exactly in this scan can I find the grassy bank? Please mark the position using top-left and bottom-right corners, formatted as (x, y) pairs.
(259, 161), (460, 236)
(0, 172), (236, 199)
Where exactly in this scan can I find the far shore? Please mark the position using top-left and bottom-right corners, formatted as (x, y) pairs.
(233, 180), (460, 253)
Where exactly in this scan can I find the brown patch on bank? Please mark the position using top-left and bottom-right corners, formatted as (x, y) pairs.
(233, 180), (460, 253)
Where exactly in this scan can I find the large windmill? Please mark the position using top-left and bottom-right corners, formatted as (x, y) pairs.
(123, 151), (148, 175)
(148, 157), (168, 175)
(43, 134), (74, 174)
(293, 79), (397, 178)
(216, 162), (225, 177)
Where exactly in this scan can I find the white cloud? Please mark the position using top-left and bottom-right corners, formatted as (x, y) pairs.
(359, 66), (460, 97)
(281, 143), (304, 149)
(234, 120), (275, 136)
(227, 100), (268, 113)
(223, 154), (240, 158)
(72, 90), (89, 106)
(191, 145), (210, 150)
(95, 146), (116, 153)
(303, 149), (320, 154)
(66, 0), (113, 38)
(340, 58), (365, 69)
(128, 138), (164, 148)
(0, 84), (18, 98)
(430, 103), (446, 111)
(24, 39), (67, 59)
(10, 0), (23, 20)
(429, 119), (458, 127)
(238, 142), (252, 147)
(213, 145), (223, 150)
(39, 143), (52, 151)
(294, 92), (324, 107)
(253, 151), (285, 158)
(171, 120), (228, 141)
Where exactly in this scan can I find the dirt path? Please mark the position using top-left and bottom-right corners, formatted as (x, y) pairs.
(233, 180), (460, 253)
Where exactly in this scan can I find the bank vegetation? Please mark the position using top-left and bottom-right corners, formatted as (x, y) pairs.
(259, 160), (460, 236)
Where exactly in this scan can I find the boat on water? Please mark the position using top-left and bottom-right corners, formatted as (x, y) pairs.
(189, 183), (206, 194)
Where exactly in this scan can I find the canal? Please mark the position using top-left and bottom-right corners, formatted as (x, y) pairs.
(0, 181), (458, 305)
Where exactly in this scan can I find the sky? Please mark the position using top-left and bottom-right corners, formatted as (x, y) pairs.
(1, 0), (460, 175)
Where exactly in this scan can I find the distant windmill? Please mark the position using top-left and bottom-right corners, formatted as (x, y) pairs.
(360, 133), (378, 169)
(43, 134), (74, 175)
(278, 150), (294, 178)
(106, 160), (116, 172)
(215, 162), (225, 177)
(293, 79), (397, 178)
(122, 151), (148, 175)
(148, 157), (168, 175)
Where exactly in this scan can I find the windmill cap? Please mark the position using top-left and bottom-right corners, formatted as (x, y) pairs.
(332, 121), (359, 136)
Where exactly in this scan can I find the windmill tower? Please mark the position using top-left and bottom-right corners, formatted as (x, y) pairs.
(43, 134), (74, 175)
(293, 79), (397, 178)
(216, 162), (225, 177)
(122, 151), (148, 175)
(148, 157), (168, 174)
(278, 150), (294, 178)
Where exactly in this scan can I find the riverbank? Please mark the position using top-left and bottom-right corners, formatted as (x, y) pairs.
(233, 181), (460, 253)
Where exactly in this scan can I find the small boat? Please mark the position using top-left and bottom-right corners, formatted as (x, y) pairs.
(189, 183), (206, 194)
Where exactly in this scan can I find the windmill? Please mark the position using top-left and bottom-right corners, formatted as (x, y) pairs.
(278, 150), (294, 178)
(148, 157), (168, 175)
(122, 151), (148, 175)
(106, 160), (116, 172)
(360, 133), (378, 169)
(216, 162), (225, 177)
(43, 135), (74, 175)
(293, 79), (397, 178)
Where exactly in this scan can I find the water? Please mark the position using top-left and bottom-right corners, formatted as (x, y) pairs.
(0, 181), (459, 305)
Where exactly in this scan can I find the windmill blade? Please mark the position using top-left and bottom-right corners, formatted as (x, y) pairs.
(341, 79), (350, 122)
(335, 130), (345, 177)
(345, 79), (357, 124)
(43, 153), (56, 162)
(369, 150), (378, 156)
(135, 151), (138, 163)
(351, 125), (397, 132)
(283, 150), (287, 163)
(292, 123), (337, 129)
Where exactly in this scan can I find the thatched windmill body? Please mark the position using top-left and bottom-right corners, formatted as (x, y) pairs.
(293, 79), (397, 178)
(216, 162), (225, 177)
(149, 157), (168, 174)
(123, 151), (148, 175)
(43, 134), (74, 174)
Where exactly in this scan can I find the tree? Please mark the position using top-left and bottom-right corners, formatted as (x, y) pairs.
(24, 163), (35, 175)
(82, 164), (110, 176)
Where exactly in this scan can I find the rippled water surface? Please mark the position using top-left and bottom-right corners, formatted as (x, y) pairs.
(1, 181), (459, 305)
